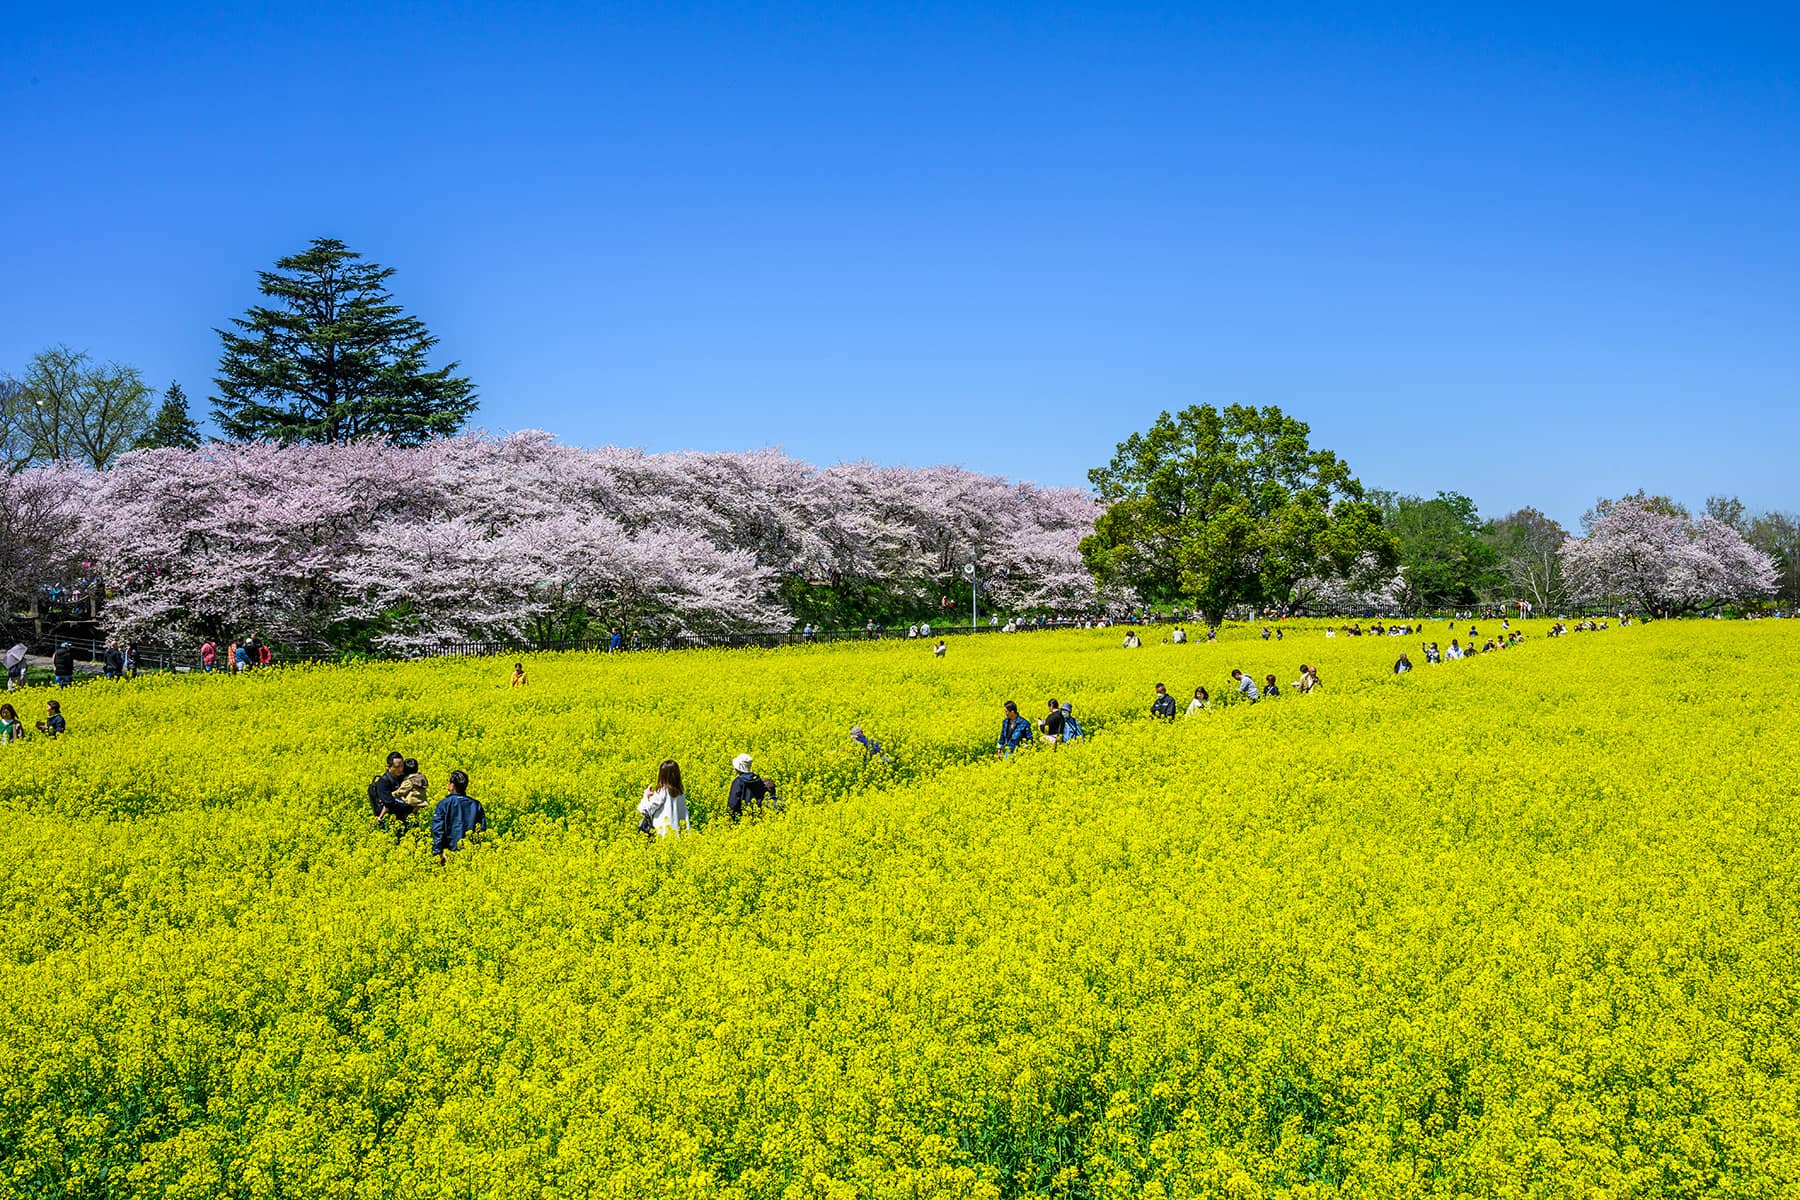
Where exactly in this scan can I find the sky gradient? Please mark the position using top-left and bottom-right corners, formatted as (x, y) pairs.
(4, 2), (1796, 528)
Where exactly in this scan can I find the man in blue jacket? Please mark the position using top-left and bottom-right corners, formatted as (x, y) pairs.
(997, 700), (1032, 758)
(432, 770), (487, 864)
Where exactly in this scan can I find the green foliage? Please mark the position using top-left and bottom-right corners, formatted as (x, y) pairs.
(135, 382), (203, 451)
(1081, 404), (1396, 621)
(6, 345), (154, 469)
(1375, 490), (1501, 609)
(212, 238), (478, 446)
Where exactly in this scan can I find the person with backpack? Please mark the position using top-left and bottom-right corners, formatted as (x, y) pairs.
(431, 770), (487, 864)
(997, 701), (1033, 757)
(52, 642), (74, 687)
(1058, 701), (1082, 741)
(102, 642), (125, 680)
(726, 753), (773, 822)
(1151, 683), (1177, 719)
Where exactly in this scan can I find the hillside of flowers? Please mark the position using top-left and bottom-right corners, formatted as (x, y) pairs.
(2, 620), (1796, 1198)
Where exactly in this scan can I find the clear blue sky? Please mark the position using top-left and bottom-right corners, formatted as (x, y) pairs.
(4, 2), (1796, 528)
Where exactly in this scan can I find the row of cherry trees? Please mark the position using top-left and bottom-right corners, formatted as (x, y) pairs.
(20, 434), (1101, 651)
(1560, 496), (1778, 613)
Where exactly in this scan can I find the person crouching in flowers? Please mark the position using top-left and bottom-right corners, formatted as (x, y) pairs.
(431, 770), (486, 865)
(638, 759), (690, 837)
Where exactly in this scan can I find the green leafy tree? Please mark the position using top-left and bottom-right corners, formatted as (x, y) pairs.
(10, 345), (155, 469)
(1380, 491), (1500, 610)
(212, 238), (477, 445)
(1483, 507), (1568, 613)
(1745, 510), (1800, 607)
(1081, 404), (1396, 623)
(136, 381), (203, 451)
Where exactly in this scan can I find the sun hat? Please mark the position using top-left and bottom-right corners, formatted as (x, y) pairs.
(732, 753), (753, 772)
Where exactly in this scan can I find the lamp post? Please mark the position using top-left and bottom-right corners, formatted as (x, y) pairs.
(963, 559), (1011, 631)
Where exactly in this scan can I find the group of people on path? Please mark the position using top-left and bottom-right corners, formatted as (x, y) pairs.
(1400, 623), (1528, 672)
(199, 637), (273, 673)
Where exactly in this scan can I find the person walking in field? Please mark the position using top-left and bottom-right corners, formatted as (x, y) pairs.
(53, 642), (74, 687)
(638, 759), (690, 837)
(35, 699), (66, 737)
(997, 701), (1033, 757)
(1188, 686), (1209, 713)
(369, 751), (408, 825)
(726, 753), (772, 822)
(1394, 653), (1414, 674)
(1041, 698), (1066, 745)
(432, 770), (487, 864)
(1231, 669), (1259, 702)
(933, 639), (946, 658)
(850, 725), (887, 762)
(511, 662), (528, 687)
(1151, 683), (1177, 719)
(1057, 701), (1082, 741)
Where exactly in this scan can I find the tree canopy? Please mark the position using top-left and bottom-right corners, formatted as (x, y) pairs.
(212, 238), (477, 446)
(1080, 404), (1396, 622)
(3, 346), (154, 470)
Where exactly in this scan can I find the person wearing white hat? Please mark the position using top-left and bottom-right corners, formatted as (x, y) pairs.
(726, 753), (770, 822)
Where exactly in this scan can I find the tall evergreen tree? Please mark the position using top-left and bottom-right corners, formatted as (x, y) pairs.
(137, 381), (203, 450)
(212, 238), (477, 445)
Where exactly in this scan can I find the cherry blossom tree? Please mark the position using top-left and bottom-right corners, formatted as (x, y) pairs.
(25, 433), (1103, 649)
(1561, 497), (1777, 613)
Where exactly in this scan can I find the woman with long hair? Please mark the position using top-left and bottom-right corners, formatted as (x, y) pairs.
(638, 759), (690, 837)
(0, 703), (24, 744)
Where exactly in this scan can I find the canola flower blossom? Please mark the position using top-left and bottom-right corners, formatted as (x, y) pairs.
(0, 620), (1796, 1198)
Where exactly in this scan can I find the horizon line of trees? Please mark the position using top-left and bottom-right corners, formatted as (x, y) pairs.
(2, 435), (1100, 652)
(4, 239), (1792, 649)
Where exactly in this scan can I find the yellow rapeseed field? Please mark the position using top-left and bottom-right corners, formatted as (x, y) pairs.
(1, 621), (1795, 1199)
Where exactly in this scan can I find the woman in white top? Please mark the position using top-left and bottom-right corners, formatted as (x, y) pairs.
(637, 759), (690, 837)
(1187, 686), (1209, 713)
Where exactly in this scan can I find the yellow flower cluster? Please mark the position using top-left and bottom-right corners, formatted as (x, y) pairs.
(1, 620), (1795, 1198)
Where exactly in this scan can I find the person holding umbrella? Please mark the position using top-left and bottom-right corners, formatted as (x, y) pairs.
(4, 644), (26, 692)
